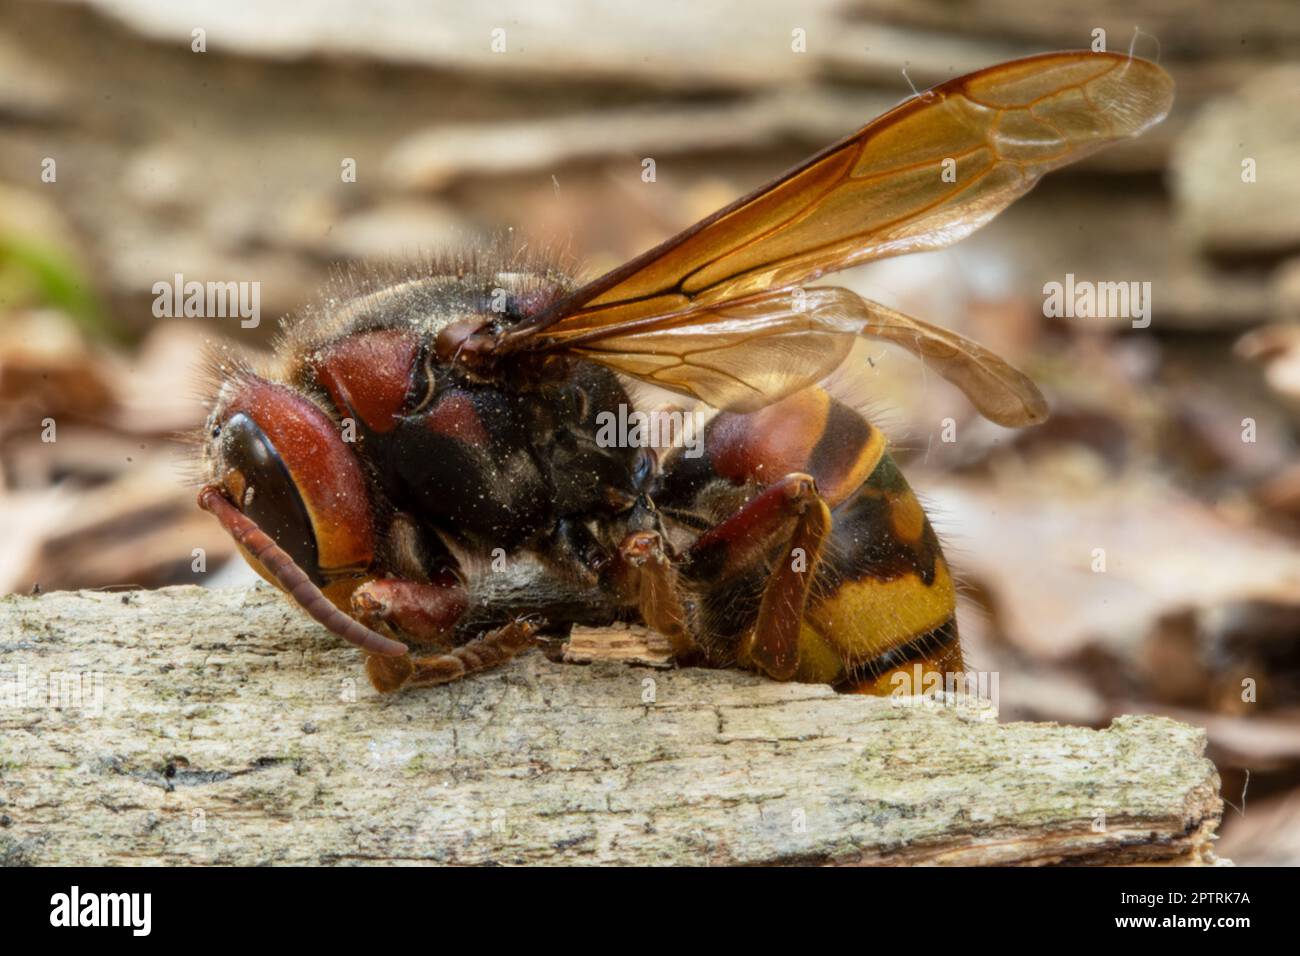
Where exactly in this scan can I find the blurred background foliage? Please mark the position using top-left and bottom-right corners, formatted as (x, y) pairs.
(1, 0), (1299, 863)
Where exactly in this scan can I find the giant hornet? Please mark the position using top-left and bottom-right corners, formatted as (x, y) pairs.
(196, 52), (1172, 693)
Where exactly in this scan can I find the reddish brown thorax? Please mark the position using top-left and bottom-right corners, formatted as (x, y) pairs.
(310, 329), (420, 435)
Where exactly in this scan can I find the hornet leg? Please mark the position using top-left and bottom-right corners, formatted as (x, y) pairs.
(684, 473), (832, 680)
(365, 618), (539, 693)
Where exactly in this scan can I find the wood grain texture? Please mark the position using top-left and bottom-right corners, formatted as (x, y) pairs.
(0, 585), (1225, 865)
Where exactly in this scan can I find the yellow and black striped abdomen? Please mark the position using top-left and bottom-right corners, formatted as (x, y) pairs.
(796, 452), (961, 692)
(660, 387), (961, 693)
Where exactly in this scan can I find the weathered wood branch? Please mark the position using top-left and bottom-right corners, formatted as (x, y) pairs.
(0, 586), (1224, 865)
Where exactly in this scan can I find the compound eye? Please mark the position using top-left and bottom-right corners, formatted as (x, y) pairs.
(220, 411), (322, 584)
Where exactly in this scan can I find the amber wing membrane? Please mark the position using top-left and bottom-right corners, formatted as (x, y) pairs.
(563, 285), (1047, 423)
(504, 51), (1172, 349)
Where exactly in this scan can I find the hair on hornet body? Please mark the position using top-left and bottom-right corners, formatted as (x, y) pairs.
(196, 52), (1173, 693)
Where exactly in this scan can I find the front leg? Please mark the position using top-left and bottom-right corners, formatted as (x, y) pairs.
(365, 618), (539, 693)
(349, 571), (536, 692)
(350, 570), (468, 647)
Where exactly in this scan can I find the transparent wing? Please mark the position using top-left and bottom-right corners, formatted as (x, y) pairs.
(565, 286), (1046, 425)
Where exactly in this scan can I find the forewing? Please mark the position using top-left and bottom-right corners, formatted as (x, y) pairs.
(505, 51), (1173, 343)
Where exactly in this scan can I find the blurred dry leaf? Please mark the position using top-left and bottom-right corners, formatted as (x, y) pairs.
(0, 317), (228, 593)
(1237, 322), (1300, 407)
(931, 473), (1300, 667)
(1216, 788), (1300, 866)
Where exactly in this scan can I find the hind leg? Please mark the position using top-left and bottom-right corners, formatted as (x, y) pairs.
(682, 473), (831, 680)
(804, 453), (963, 693)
